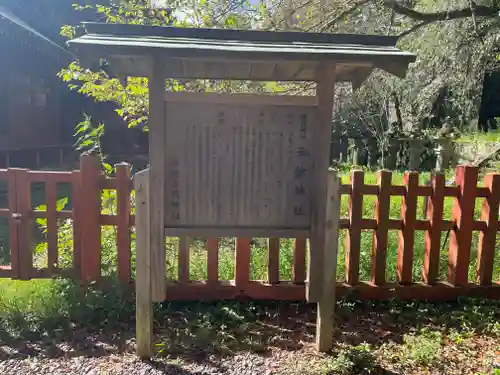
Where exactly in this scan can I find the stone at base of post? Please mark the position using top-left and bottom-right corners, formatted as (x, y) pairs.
(315, 171), (341, 352)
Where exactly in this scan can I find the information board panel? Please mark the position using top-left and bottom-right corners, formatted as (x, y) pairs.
(164, 98), (316, 229)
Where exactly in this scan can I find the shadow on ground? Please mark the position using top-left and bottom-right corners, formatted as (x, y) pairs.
(0, 292), (499, 368)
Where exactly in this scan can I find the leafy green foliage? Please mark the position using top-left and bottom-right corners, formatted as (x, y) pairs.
(325, 343), (376, 374)
(401, 330), (443, 367)
(0, 278), (132, 337)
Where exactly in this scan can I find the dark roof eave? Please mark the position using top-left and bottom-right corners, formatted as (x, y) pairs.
(67, 23), (416, 81)
(81, 21), (401, 47)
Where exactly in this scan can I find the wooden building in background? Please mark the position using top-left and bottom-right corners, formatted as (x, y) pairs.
(0, 2), (147, 169)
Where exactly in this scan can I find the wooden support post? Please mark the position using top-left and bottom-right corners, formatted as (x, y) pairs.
(307, 63), (336, 303)
(149, 58), (166, 301)
(267, 237), (280, 284)
(422, 172), (445, 284)
(345, 170), (364, 285)
(448, 165), (477, 286)
(397, 171), (418, 284)
(116, 163), (132, 286)
(80, 154), (101, 282)
(476, 173), (500, 285)
(371, 170), (392, 286)
(316, 171), (341, 352)
(135, 169), (153, 359)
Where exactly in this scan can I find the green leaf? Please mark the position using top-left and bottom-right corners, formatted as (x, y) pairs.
(56, 197), (69, 212)
(103, 163), (113, 174)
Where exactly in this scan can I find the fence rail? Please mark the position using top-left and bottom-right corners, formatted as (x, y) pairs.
(0, 154), (498, 300)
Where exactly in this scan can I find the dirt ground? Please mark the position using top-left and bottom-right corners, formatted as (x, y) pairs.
(0, 299), (499, 375)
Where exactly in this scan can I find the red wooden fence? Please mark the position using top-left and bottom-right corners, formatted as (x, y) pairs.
(0, 154), (498, 300)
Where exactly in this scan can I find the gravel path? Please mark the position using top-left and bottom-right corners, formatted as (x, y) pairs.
(0, 352), (288, 375)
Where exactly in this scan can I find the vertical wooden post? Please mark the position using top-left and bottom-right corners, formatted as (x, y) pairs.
(135, 169), (153, 359)
(148, 58), (166, 301)
(267, 237), (280, 284)
(316, 171), (341, 352)
(345, 170), (364, 285)
(235, 237), (251, 291)
(178, 236), (190, 284)
(80, 154), (102, 282)
(207, 237), (219, 285)
(422, 172), (445, 284)
(397, 171), (418, 284)
(71, 170), (82, 279)
(476, 173), (500, 285)
(116, 163), (132, 286)
(292, 237), (306, 284)
(448, 165), (477, 286)
(16, 169), (31, 280)
(7, 169), (20, 279)
(307, 62), (336, 303)
(371, 170), (392, 286)
(46, 180), (58, 272)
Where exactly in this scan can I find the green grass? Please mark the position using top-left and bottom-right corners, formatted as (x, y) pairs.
(0, 278), (132, 339)
(455, 130), (500, 143)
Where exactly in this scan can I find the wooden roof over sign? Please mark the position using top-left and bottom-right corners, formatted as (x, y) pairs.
(68, 22), (416, 83)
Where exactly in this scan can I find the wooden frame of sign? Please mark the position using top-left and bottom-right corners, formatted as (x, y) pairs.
(68, 21), (415, 360)
(133, 60), (341, 357)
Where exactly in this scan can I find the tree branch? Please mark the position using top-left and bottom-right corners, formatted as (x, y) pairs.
(307, 0), (372, 31)
(384, 0), (499, 22)
(397, 20), (430, 38)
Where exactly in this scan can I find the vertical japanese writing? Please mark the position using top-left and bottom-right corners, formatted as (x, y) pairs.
(170, 158), (180, 221)
(294, 112), (310, 218)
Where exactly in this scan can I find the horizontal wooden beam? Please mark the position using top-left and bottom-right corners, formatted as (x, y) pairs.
(164, 227), (310, 238)
(162, 280), (500, 301)
(164, 92), (318, 107)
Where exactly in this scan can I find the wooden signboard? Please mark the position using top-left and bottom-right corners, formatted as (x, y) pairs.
(164, 93), (316, 234)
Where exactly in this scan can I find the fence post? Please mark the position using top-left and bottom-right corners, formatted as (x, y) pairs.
(476, 173), (500, 285)
(371, 170), (391, 286)
(116, 163), (132, 287)
(316, 170), (341, 352)
(79, 154), (102, 282)
(7, 169), (20, 279)
(397, 171), (418, 285)
(71, 170), (82, 279)
(292, 237), (306, 284)
(46, 180), (58, 273)
(16, 169), (32, 280)
(422, 172), (445, 284)
(178, 236), (190, 285)
(235, 238), (251, 293)
(345, 170), (364, 285)
(207, 238), (219, 286)
(134, 169), (153, 359)
(448, 165), (478, 286)
(267, 238), (280, 284)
